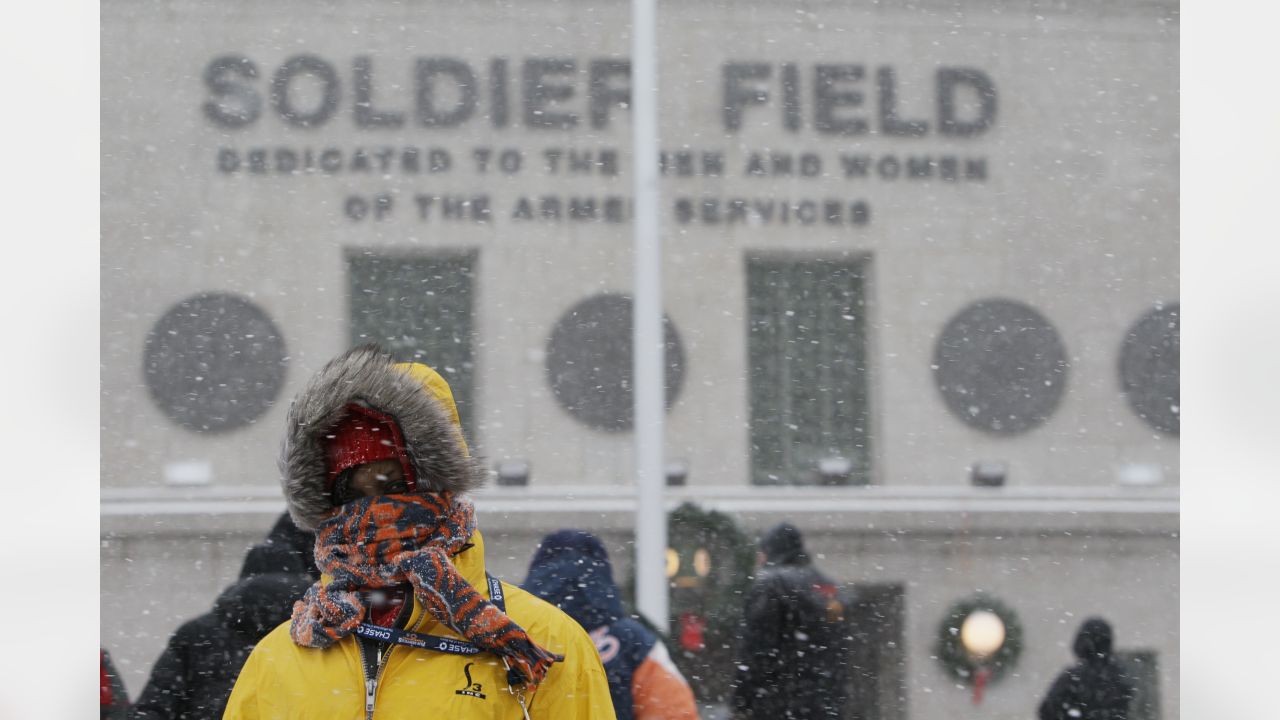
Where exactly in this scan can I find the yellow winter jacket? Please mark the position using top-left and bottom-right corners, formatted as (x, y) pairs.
(223, 530), (616, 720)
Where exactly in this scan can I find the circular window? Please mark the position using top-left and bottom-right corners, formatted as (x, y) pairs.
(143, 292), (288, 433)
(1119, 302), (1179, 436)
(933, 299), (1068, 434)
(545, 293), (685, 432)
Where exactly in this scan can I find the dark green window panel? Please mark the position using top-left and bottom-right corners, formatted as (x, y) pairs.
(347, 250), (478, 442)
(746, 254), (872, 486)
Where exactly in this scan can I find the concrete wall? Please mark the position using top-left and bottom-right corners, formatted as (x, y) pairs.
(101, 0), (1179, 496)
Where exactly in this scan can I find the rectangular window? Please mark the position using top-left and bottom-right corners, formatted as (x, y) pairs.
(746, 254), (872, 485)
(347, 250), (478, 441)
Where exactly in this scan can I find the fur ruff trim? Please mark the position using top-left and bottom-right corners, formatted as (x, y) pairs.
(279, 344), (486, 530)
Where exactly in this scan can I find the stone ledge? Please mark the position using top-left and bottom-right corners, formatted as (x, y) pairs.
(101, 485), (1178, 538)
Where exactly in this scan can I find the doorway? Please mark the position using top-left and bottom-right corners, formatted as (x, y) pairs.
(847, 583), (907, 720)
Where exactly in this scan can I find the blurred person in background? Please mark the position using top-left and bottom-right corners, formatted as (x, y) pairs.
(129, 541), (314, 719)
(523, 529), (699, 720)
(251, 510), (321, 581)
(730, 522), (851, 720)
(1038, 617), (1135, 720)
(102, 648), (130, 719)
(224, 344), (613, 719)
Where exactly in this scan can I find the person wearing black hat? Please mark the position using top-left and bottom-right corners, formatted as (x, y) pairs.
(129, 539), (314, 719)
(1038, 617), (1136, 720)
(249, 511), (320, 581)
(729, 522), (851, 720)
(128, 512), (316, 719)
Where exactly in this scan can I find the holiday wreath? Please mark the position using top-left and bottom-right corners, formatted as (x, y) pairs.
(934, 593), (1024, 684)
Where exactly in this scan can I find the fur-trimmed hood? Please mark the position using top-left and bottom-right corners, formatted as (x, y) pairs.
(279, 344), (486, 530)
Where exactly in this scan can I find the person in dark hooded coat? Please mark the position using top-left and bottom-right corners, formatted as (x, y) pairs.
(253, 511), (320, 580)
(1038, 617), (1136, 720)
(523, 529), (698, 720)
(101, 648), (130, 719)
(730, 522), (851, 720)
(130, 539), (314, 719)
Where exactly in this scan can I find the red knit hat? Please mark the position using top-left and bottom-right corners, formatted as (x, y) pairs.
(323, 403), (417, 493)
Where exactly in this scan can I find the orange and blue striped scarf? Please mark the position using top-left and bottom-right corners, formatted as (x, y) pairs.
(289, 493), (557, 687)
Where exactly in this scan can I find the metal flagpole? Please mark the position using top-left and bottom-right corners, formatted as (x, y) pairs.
(631, 0), (668, 633)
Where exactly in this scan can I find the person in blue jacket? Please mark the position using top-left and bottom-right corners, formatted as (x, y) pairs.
(523, 530), (698, 720)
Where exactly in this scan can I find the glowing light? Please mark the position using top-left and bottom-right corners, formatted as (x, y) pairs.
(960, 610), (1006, 660)
(665, 548), (680, 578)
(693, 547), (711, 577)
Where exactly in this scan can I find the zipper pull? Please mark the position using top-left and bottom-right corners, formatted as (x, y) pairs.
(515, 690), (532, 720)
(365, 678), (378, 719)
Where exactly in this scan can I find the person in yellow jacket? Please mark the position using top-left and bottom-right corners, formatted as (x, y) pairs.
(224, 344), (616, 720)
